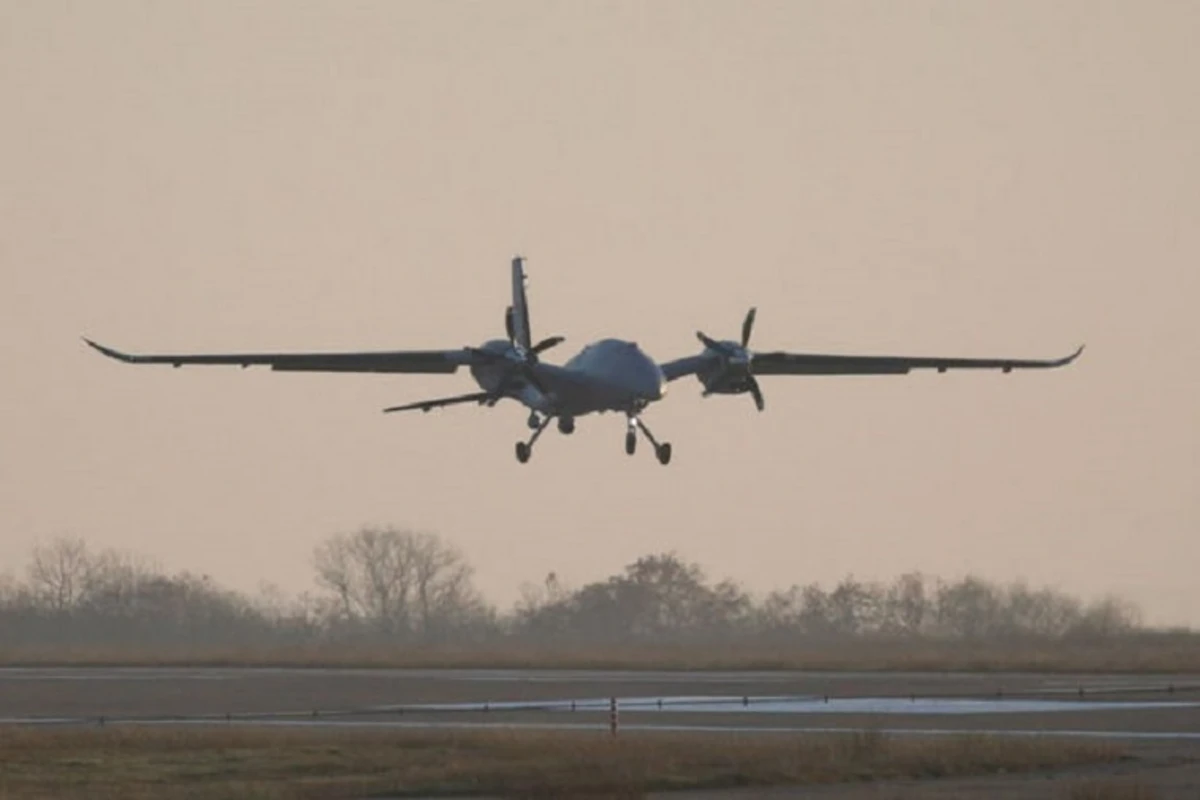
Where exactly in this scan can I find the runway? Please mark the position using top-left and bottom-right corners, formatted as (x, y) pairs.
(0, 666), (1197, 741)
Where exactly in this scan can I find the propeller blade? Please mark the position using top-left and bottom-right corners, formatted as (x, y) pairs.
(747, 375), (765, 412)
(532, 335), (565, 354)
(741, 307), (757, 347)
(696, 330), (734, 355)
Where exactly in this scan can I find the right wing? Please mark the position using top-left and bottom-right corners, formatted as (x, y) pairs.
(83, 338), (475, 374)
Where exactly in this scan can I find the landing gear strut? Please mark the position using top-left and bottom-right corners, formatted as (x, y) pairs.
(626, 415), (672, 465)
(515, 414), (554, 464)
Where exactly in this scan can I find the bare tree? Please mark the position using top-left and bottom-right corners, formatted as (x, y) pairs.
(26, 535), (94, 611)
(515, 571), (575, 638)
(0, 531), (1163, 654)
(313, 526), (412, 632)
(934, 576), (1005, 639)
(521, 552), (751, 644)
(883, 572), (929, 634)
(794, 583), (835, 636)
(82, 549), (162, 617)
(827, 575), (884, 635)
(1003, 582), (1080, 638)
(312, 525), (483, 640)
(1070, 595), (1142, 639)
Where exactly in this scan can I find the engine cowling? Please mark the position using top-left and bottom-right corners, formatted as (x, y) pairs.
(695, 307), (765, 411)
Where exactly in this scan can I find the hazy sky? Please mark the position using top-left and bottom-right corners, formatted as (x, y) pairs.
(3, 1), (1197, 625)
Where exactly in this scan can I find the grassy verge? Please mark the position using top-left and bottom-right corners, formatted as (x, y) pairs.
(1, 637), (1198, 673)
(0, 726), (1123, 799)
(1066, 778), (1163, 800)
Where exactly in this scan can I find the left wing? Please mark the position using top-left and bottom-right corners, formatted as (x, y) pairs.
(751, 345), (1084, 375)
(83, 338), (474, 373)
(660, 345), (1083, 380)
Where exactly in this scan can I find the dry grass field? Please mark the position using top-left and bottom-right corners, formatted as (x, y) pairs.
(0, 726), (1124, 799)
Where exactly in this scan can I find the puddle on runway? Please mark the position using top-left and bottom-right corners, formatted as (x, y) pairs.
(371, 694), (1200, 716)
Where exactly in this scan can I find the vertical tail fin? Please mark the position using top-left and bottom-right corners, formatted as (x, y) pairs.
(510, 255), (533, 352)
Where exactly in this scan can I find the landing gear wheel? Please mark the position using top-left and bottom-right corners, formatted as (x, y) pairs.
(515, 442), (531, 463)
(527, 412), (541, 430)
(625, 430), (637, 455)
(656, 442), (672, 465)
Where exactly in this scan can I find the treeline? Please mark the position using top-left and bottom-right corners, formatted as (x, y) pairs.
(0, 526), (1164, 659)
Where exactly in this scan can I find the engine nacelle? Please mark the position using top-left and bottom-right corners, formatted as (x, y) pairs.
(694, 308), (765, 410)
(698, 346), (752, 396)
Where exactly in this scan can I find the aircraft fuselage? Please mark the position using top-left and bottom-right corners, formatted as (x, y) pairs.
(469, 337), (666, 419)
(558, 338), (667, 414)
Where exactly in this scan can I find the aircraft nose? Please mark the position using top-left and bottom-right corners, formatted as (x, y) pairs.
(628, 344), (667, 402)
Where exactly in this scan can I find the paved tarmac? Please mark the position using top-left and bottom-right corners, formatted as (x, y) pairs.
(0, 666), (1197, 741)
(4, 667), (1198, 798)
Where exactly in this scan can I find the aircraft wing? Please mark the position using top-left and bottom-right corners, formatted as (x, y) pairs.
(660, 346), (1083, 380)
(382, 391), (495, 413)
(659, 355), (712, 382)
(83, 338), (475, 373)
(750, 345), (1084, 375)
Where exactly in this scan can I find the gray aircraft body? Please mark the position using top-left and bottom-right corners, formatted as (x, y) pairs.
(85, 255), (1082, 464)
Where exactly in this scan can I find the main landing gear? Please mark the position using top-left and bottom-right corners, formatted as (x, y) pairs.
(626, 415), (672, 465)
(515, 414), (553, 463)
(514, 413), (672, 465)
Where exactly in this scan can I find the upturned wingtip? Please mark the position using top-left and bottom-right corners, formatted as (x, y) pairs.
(82, 337), (130, 362)
(1056, 344), (1085, 367)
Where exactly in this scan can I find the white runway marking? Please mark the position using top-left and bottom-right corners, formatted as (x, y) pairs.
(3, 693), (1196, 725)
(610, 695), (1200, 715)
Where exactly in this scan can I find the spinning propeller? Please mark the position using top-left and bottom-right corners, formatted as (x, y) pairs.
(466, 305), (564, 399)
(696, 307), (765, 411)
